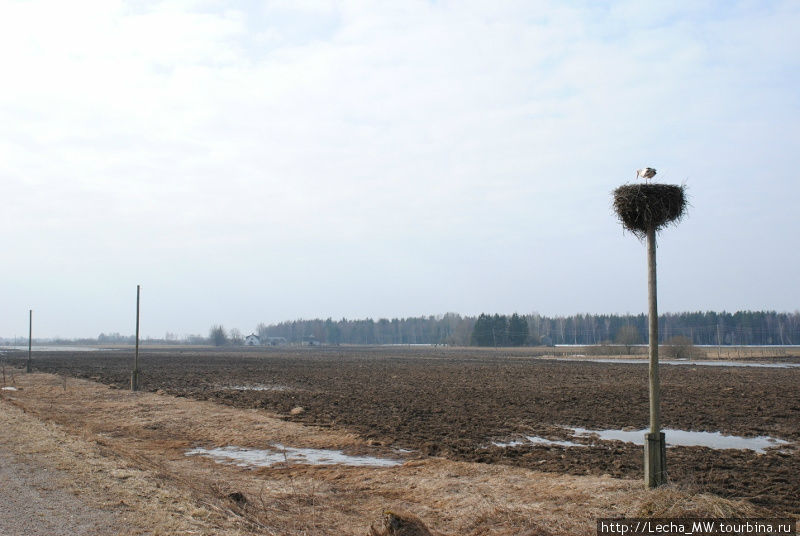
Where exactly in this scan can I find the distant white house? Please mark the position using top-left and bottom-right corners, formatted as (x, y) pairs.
(244, 334), (260, 346)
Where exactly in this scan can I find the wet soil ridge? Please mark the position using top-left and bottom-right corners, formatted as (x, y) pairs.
(10, 347), (799, 514)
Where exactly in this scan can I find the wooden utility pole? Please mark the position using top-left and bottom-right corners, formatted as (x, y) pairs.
(27, 309), (32, 373)
(613, 174), (686, 489)
(131, 285), (141, 391)
(644, 227), (666, 487)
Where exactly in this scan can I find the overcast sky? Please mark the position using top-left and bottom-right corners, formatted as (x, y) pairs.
(1, 0), (798, 339)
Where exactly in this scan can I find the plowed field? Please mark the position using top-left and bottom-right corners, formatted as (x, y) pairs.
(11, 346), (799, 514)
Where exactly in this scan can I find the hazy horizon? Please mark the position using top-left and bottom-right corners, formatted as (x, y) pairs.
(2, 1), (798, 338)
(3, 307), (800, 342)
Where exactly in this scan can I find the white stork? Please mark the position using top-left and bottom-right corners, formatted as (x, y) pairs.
(636, 167), (657, 182)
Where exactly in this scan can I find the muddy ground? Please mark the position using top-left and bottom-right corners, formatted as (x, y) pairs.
(8, 346), (799, 514)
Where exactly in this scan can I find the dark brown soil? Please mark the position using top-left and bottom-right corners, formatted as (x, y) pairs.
(10, 346), (800, 514)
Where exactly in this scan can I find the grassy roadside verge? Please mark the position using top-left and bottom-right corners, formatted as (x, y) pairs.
(0, 370), (779, 535)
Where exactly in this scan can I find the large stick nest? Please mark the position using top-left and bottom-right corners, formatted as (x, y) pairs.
(612, 183), (687, 238)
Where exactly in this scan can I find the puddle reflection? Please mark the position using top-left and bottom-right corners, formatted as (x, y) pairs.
(493, 427), (790, 453)
(186, 444), (403, 468)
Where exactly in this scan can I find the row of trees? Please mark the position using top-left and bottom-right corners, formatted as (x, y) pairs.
(255, 314), (473, 346)
(251, 310), (800, 347)
(471, 314), (529, 346)
(208, 325), (246, 346)
(20, 310), (789, 348)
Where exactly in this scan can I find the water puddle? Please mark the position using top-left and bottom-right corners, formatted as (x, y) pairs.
(493, 437), (583, 448)
(186, 444), (403, 468)
(0, 345), (109, 352)
(671, 360), (800, 368)
(493, 427), (789, 453)
(571, 427), (790, 453)
(547, 358), (800, 369)
(223, 384), (291, 392)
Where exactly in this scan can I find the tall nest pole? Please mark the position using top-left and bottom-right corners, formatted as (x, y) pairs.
(613, 180), (687, 488)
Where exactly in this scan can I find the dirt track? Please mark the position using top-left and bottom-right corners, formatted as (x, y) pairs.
(0, 448), (121, 536)
(9, 346), (800, 514)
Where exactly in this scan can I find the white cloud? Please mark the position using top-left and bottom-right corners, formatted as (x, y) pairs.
(0, 0), (798, 336)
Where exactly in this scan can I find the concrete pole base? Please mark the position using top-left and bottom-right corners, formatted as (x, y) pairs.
(644, 432), (667, 488)
(131, 370), (140, 392)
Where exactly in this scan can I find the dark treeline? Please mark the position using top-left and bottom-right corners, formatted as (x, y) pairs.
(257, 313), (474, 346)
(257, 311), (800, 347)
(5, 311), (795, 347)
(470, 313), (529, 346)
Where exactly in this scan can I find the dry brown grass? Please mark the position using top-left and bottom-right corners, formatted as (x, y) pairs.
(0, 370), (782, 536)
(0, 389), (241, 535)
(369, 509), (438, 536)
(632, 484), (765, 518)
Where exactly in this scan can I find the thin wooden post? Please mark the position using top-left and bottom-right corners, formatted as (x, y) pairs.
(644, 227), (666, 487)
(131, 285), (140, 391)
(27, 310), (32, 373)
